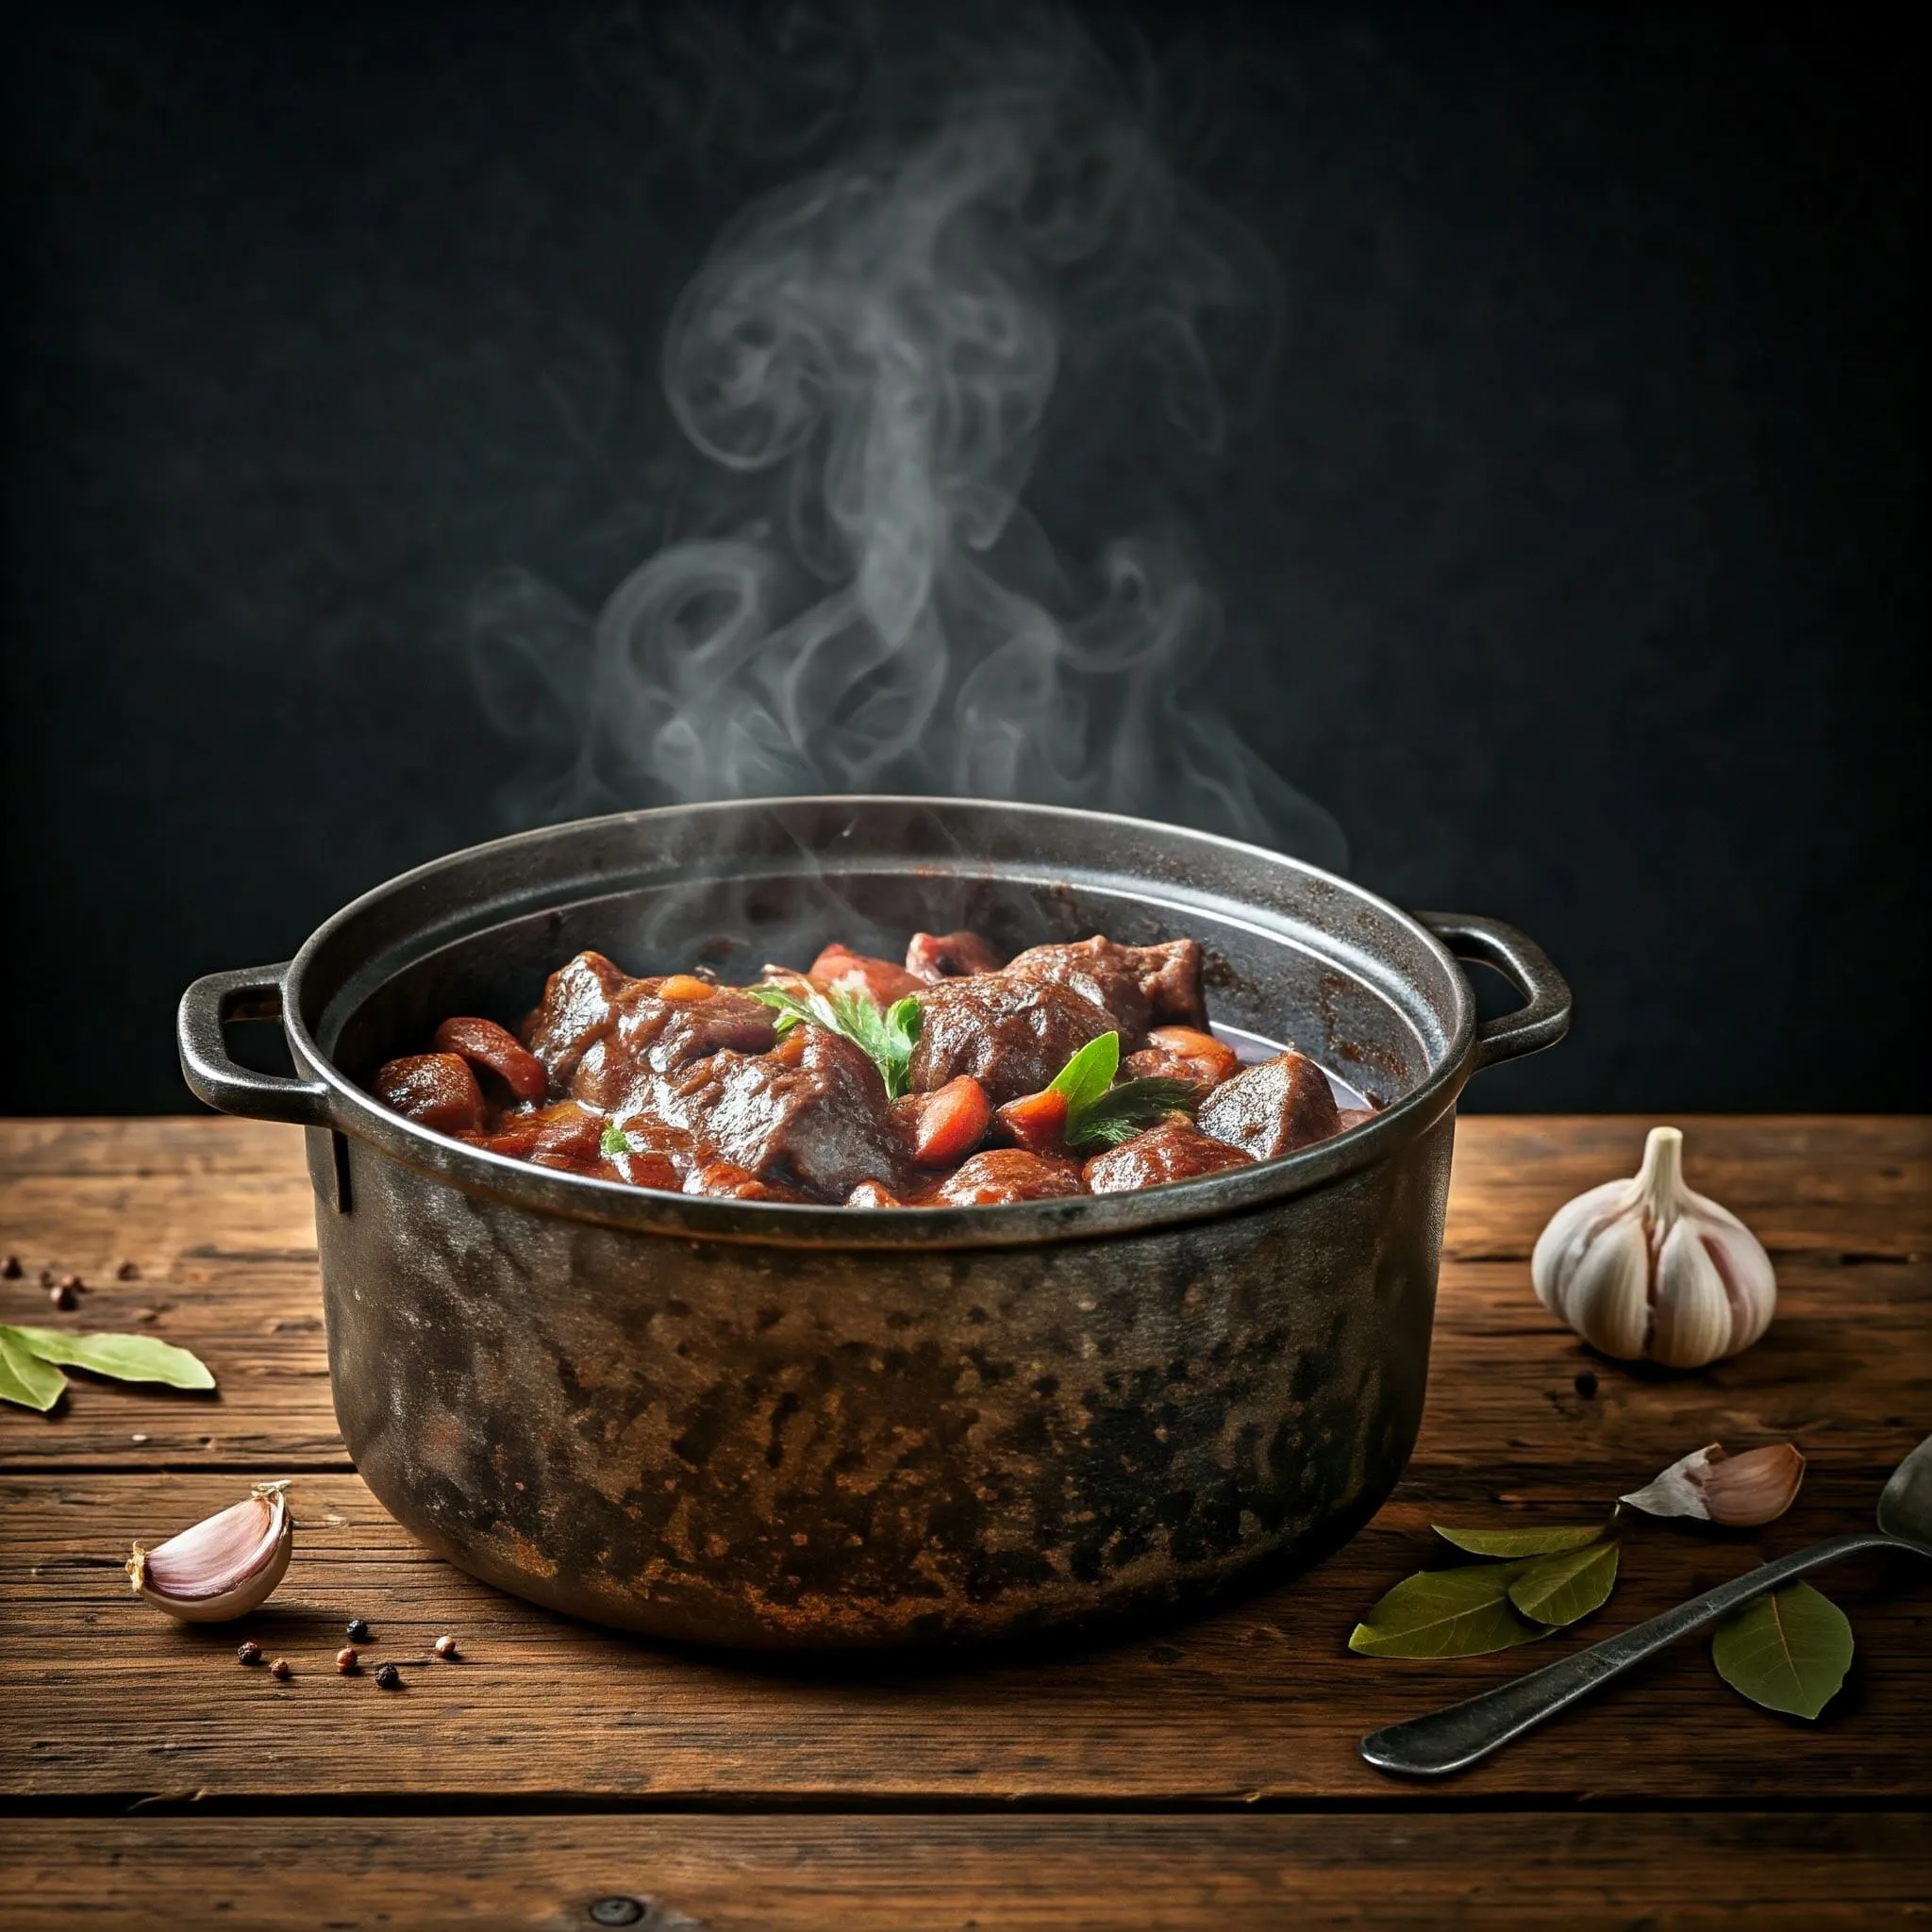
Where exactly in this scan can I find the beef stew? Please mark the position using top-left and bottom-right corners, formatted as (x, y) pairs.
(373, 929), (1374, 1207)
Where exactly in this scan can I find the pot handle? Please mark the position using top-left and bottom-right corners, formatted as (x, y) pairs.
(178, 964), (332, 1126)
(1414, 913), (1572, 1073)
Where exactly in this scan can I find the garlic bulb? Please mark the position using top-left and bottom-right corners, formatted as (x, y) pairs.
(126, 1481), (292, 1622)
(1531, 1126), (1775, 1368)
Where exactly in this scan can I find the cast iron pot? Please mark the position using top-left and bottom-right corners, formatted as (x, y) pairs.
(178, 797), (1569, 1648)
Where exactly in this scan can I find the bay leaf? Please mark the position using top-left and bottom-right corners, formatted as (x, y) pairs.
(1507, 1539), (1620, 1627)
(7, 1325), (215, 1391)
(1434, 1524), (1604, 1557)
(1711, 1581), (1854, 1721)
(1349, 1564), (1548, 1658)
(0, 1326), (69, 1411)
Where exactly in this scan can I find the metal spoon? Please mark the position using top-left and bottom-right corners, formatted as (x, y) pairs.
(1359, 1433), (1932, 1778)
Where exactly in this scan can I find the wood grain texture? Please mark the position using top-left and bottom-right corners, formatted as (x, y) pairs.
(1, 1116), (1924, 1470)
(4, 1462), (1927, 1802)
(8, 1813), (1931, 1931)
(1, 1117), (1927, 1824)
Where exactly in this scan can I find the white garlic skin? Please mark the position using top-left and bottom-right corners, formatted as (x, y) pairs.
(1531, 1126), (1775, 1368)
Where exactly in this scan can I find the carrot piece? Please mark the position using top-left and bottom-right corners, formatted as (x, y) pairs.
(1143, 1024), (1240, 1089)
(429, 1018), (548, 1104)
(912, 1075), (992, 1168)
(993, 1086), (1070, 1154)
(657, 974), (716, 1002)
(808, 943), (924, 1004)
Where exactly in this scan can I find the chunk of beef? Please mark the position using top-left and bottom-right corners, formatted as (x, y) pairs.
(906, 929), (1004, 982)
(570, 983), (777, 1113)
(522, 951), (640, 1085)
(1005, 936), (1207, 1035)
(1196, 1049), (1341, 1161)
(472, 1098), (610, 1171)
(655, 1025), (908, 1201)
(374, 1053), (485, 1136)
(591, 1109), (694, 1191)
(807, 943), (924, 1006)
(908, 973), (1113, 1105)
(930, 1148), (1085, 1206)
(683, 1158), (805, 1203)
(1083, 1119), (1255, 1194)
(1120, 1024), (1240, 1097)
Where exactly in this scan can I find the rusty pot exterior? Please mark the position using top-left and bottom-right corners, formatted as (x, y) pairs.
(180, 796), (1569, 1647)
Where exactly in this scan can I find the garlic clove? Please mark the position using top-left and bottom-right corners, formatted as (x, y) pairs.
(1696, 1212), (1778, 1354)
(1554, 1209), (1651, 1359)
(1620, 1442), (1806, 1526)
(1530, 1180), (1626, 1314)
(1530, 1125), (1777, 1368)
(1700, 1442), (1807, 1524)
(126, 1481), (292, 1623)
(1651, 1218), (1736, 1369)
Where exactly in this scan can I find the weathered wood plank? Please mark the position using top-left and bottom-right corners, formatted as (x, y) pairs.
(8, 1813), (1929, 1931)
(0, 1248), (1921, 1477)
(1443, 1116), (1930, 1259)
(2, 1116), (1925, 1811)
(0, 1117), (303, 1179)
(2, 1118), (1924, 1471)
(3, 1465), (1926, 1802)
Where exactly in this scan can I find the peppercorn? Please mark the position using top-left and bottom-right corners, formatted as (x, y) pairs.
(116, 1259), (141, 1281)
(345, 1617), (371, 1642)
(48, 1282), (75, 1310)
(1, 1255), (20, 1279)
(58, 1273), (82, 1292)
(433, 1634), (458, 1659)
(336, 1647), (360, 1674)
(270, 1657), (292, 1680)
(375, 1662), (402, 1690)
(237, 1640), (263, 1666)
(1574, 1369), (1599, 1399)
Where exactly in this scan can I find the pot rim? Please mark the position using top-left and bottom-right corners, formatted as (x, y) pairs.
(280, 795), (1481, 1250)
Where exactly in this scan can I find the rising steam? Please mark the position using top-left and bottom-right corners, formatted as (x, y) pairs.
(471, 5), (1344, 869)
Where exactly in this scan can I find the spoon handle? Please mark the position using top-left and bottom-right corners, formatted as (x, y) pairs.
(1358, 1530), (1900, 1777)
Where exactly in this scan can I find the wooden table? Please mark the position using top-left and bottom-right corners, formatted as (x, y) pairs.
(3, 1116), (1927, 1929)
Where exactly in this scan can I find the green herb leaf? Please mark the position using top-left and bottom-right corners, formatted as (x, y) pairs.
(746, 979), (923, 1097)
(1711, 1581), (1854, 1720)
(1066, 1077), (1200, 1148)
(1040, 1034), (1196, 1148)
(6, 1325), (215, 1391)
(1046, 1032), (1121, 1117)
(1434, 1524), (1606, 1558)
(1507, 1540), (1620, 1627)
(745, 980), (833, 1036)
(601, 1122), (635, 1158)
(1348, 1563), (1549, 1658)
(0, 1327), (68, 1411)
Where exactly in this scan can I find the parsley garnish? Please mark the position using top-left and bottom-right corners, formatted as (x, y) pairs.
(746, 981), (924, 1098)
(600, 1122), (637, 1158)
(1046, 1031), (1197, 1148)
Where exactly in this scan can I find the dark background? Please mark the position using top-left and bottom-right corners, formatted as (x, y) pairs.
(3, 3), (1924, 1115)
